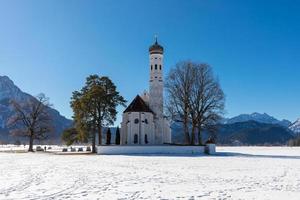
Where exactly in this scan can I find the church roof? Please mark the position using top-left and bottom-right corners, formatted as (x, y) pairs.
(123, 95), (153, 113)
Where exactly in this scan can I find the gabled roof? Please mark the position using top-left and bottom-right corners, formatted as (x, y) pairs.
(123, 95), (153, 113)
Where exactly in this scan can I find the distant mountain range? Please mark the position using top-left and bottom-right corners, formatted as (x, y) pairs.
(0, 75), (72, 144)
(217, 121), (295, 145)
(222, 112), (292, 127)
(171, 113), (298, 145)
(223, 112), (300, 136)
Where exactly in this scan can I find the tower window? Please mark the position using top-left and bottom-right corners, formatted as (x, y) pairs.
(159, 65), (162, 70)
(155, 64), (157, 70)
(145, 134), (148, 144)
(134, 118), (139, 124)
(134, 134), (138, 144)
(155, 57), (157, 59)
(145, 119), (148, 124)
(151, 65), (153, 70)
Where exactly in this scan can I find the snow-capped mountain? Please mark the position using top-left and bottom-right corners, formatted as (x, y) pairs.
(0, 75), (72, 143)
(223, 112), (291, 127)
(289, 118), (300, 135)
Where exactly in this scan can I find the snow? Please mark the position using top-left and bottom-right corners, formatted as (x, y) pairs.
(290, 118), (300, 134)
(0, 146), (300, 199)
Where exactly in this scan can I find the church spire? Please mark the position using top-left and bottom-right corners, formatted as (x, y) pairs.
(155, 34), (158, 44)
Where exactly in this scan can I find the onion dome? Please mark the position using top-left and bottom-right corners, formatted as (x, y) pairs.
(149, 37), (164, 54)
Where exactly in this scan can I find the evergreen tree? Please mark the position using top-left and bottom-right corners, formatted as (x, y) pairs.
(71, 75), (126, 153)
(106, 128), (111, 145)
(115, 126), (120, 145)
(61, 128), (81, 146)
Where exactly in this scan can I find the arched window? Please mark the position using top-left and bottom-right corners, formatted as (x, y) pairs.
(145, 119), (148, 124)
(155, 64), (157, 70)
(134, 134), (138, 144)
(159, 65), (162, 70)
(145, 134), (148, 144)
(151, 65), (153, 70)
(134, 118), (139, 124)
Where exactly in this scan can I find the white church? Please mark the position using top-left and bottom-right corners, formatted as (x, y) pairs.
(120, 39), (172, 145)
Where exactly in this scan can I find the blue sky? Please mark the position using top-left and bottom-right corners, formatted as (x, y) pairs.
(0, 0), (299, 124)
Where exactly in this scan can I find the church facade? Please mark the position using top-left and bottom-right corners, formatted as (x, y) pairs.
(120, 39), (171, 145)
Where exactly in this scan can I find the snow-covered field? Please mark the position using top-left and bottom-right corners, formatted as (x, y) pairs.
(0, 147), (300, 200)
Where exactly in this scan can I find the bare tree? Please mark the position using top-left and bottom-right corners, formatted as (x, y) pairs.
(190, 63), (225, 145)
(8, 94), (54, 152)
(165, 61), (196, 144)
(165, 61), (225, 145)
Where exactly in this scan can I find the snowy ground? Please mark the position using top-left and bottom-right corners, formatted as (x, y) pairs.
(0, 147), (300, 200)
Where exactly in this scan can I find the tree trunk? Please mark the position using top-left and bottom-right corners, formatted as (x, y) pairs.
(92, 132), (96, 153)
(183, 115), (190, 144)
(198, 128), (202, 145)
(98, 125), (102, 146)
(28, 131), (34, 152)
(191, 123), (196, 145)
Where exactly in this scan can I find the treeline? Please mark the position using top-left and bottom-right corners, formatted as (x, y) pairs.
(288, 136), (300, 146)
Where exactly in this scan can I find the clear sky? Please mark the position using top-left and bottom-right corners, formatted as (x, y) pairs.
(0, 0), (299, 124)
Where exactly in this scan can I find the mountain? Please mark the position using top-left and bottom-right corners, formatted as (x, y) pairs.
(289, 118), (300, 135)
(223, 112), (291, 127)
(217, 121), (295, 145)
(171, 120), (295, 145)
(0, 75), (72, 144)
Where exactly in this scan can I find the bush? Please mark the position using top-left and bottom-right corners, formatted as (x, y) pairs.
(61, 128), (79, 146)
(14, 140), (21, 146)
(205, 137), (215, 144)
(36, 146), (44, 151)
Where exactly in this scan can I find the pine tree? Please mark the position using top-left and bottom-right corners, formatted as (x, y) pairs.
(106, 128), (111, 145)
(70, 75), (126, 153)
(115, 126), (120, 145)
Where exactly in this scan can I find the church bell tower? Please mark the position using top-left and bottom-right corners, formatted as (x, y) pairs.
(149, 37), (164, 143)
